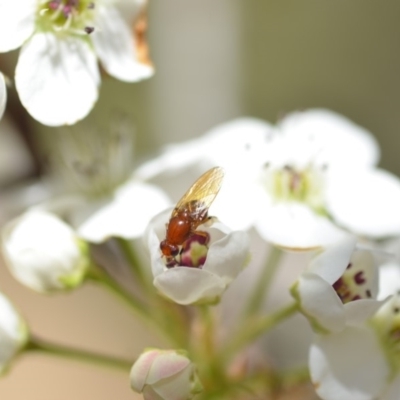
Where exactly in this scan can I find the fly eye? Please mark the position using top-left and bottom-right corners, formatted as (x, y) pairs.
(169, 245), (179, 256)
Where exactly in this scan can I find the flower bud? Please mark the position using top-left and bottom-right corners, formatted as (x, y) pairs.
(130, 349), (202, 400)
(0, 291), (28, 375)
(2, 210), (90, 293)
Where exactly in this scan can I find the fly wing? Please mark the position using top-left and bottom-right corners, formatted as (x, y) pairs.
(172, 167), (224, 218)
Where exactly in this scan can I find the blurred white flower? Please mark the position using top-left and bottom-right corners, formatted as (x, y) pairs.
(0, 292), (28, 375)
(2, 210), (90, 293)
(309, 290), (400, 400)
(69, 180), (171, 243)
(291, 237), (384, 333)
(36, 119), (171, 244)
(137, 109), (400, 249)
(0, 72), (6, 120)
(130, 348), (203, 400)
(146, 209), (250, 305)
(0, 0), (153, 126)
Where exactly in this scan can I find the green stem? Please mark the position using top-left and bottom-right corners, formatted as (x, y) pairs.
(220, 302), (298, 364)
(88, 264), (149, 320)
(117, 238), (149, 288)
(26, 336), (132, 371)
(88, 264), (185, 348)
(194, 306), (226, 391)
(243, 246), (283, 317)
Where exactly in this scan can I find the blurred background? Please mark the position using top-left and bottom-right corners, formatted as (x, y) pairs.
(1, 0), (400, 398)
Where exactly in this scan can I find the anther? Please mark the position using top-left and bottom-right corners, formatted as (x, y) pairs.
(353, 271), (366, 285)
(85, 26), (94, 34)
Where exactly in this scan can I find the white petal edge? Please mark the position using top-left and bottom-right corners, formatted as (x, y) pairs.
(378, 263), (400, 300)
(326, 168), (400, 237)
(308, 237), (356, 284)
(309, 326), (389, 400)
(15, 33), (100, 126)
(0, 292), (27, 374)
(76, 181), (170, 243)
(297, 273), (345, 333)
(0, 72), (6, 119)
(344, 299), (387, 327)
(153, 268), (226, 305)
(92, 5), (153, 82)
(254, 196), (349, 250)
(0, 0), (36, 52)
(278, 109), (380, 168)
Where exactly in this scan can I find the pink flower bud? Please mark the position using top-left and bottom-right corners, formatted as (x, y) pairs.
(130, 349), (202, 400)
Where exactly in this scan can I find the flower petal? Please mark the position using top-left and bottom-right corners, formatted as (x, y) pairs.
(0, 292), (28, 374)
(378, 262), (400, 299)
(296, 272), (345, 333)
(0, 0), (36, 52)
(147, 353), (190, 384)
(277, 109), (380, 168)
(254, 197), (349, 250)
(309, 326), (389, 400)
(2, 210), (88, 293)
(92, 5), (153, 82)
(15, 33), (100, 126)
(326, 168), (400, 237)
(344, 299), (387, 326)
(204, 229), (249, 284)
(130, 349), (160, 391)
(0, 72), (6, 120)
(308, 237), (356, 284)
(153, 268), (225, 305)
(75, 181), (170, 243)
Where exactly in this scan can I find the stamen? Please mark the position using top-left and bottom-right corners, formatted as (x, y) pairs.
(354, 271), (366, 285)
(84, 26), (94, 34)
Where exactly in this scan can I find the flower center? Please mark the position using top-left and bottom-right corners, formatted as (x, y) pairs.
(372, 294), (400, 374)
(37, 0), (96, 35)
(332, 262), (373, 304)
(263, 164), (327, 214)
(165, 232), (210, 269)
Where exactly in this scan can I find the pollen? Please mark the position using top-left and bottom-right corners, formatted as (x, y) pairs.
(37, 0), (96, 35)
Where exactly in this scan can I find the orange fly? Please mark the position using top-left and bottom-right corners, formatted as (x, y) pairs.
(160, 166), (224, 265)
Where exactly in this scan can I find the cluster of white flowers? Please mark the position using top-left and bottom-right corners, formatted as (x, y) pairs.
(2, 109), (400, 399)
(0, 3), (400, 398)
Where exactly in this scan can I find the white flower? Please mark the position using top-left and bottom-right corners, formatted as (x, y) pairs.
(291, 237), (384, 333)
(146, 209), (250, 305)
(137, 109), (400, 249)
(2, 210), (90, 293)
(0, 0), (153, 126)
(0, 291), (28, 375)
(308, 266), (400, 400)
(130, 349), (203, 400)
(69, 180), (171, 243)
(35, 119), (171, 244)
(0, 72), (6, 120)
